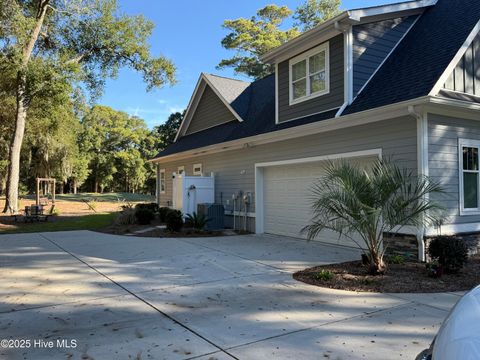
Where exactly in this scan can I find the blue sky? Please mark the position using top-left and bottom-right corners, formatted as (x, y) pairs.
(99, 0), (400, 128)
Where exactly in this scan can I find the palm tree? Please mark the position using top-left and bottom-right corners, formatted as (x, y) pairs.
(302, 159), (444, 275)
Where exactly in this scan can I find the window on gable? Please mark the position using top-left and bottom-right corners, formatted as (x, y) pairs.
(289, 42), (329, 105)
(460, 139), (480, 213)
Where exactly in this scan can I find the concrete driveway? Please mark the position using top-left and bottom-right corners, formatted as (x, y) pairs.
(0, 231), (460, 359)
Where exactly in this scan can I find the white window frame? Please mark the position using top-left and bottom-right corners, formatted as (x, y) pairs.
(459, 138), (480, 215)
(289, 42), (330, 106)
(159, 168), (166, 194)
(178, 166), (185, 175)
(193, 163), (203, 176)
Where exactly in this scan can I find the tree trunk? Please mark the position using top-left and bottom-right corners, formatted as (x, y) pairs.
(3, 0), (50, 214)
(73, 180), (77, 194)
(3, 76), (28, 214)
(368, 249), (386, 275)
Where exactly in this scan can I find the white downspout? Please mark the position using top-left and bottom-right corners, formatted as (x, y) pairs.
(409, 105), (428, 262)
(335, 22), (353, 118)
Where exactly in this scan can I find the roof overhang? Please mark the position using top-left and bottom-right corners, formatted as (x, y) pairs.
(151, 96), (480, 164)
(150, 95), (480, 164)
(262, 0), (437, 64)
(174, 73), (246, 142)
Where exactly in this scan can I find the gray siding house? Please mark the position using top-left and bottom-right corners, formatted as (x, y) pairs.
(151, 0), (480, 261)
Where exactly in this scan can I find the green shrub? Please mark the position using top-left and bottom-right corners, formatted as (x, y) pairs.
(389, 254), (405, 265)
(116, 209), (137, 225)
(426, 261), (444, 278)
(428, 236), (468, 274)
(314, 269), (334, 281)
(185, 212), (210, 230)
(135, 202), (159, 213)
(121, 202), (134, 211)
(135, 208), (155, 225)
(166, 210), (183, 232)
(158, 207), (171, 222)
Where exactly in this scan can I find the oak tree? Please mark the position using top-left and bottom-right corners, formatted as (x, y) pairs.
(0, 0), (176, 213)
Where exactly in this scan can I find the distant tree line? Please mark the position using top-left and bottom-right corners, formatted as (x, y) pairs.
(0, 100), (182, 197)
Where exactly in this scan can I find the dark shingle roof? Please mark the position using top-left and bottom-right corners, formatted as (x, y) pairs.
(345, 0), (480, 114)
(204, 74), (251, 118)
(155, 0), (480, 159)
(156, 74), (338, 157)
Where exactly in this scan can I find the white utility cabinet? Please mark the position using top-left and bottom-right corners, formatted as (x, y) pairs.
(172, 173), (215, 216)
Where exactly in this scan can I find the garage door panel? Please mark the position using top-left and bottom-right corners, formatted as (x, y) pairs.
(263, 157), (375, 249)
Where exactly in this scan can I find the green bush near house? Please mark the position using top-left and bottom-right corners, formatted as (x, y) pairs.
(116, 208), (137, 225)
(428, 236), (468, 274)
(135, 202), (159, 213)
(389, 254), (405, 265)
(166, 210), (183, 232)
(185, 212), (210, 230)
(158, 207), (171, 222)
(135, 208), (155, 225)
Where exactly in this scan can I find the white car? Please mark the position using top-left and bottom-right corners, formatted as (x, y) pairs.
(416, 285), (480, 360)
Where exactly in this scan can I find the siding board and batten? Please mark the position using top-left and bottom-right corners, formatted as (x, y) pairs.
(444, 33), (480, 96)
(185, 85), (237, 135)
(352, 16), (418, 97)
(277, 34), (344, 123)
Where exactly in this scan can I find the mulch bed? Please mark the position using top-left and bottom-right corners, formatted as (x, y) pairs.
(293, 255), (480, 293)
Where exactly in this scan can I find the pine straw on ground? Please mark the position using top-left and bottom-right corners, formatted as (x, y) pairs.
(293, 255), (480, 293)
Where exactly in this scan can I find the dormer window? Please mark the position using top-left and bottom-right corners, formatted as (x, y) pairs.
(289, 42), (330, 105)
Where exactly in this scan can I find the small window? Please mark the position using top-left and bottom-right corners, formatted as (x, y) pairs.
(178, 166), (185, 175)
(289, 42), (329, 105)
(159, 168), (166, 194)
(460, 139), (480, 213)
(193, 163), (203, 176)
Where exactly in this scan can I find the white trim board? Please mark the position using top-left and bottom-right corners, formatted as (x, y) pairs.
(275, 63), (279, 124)
(426, 222), (480, 236)
(254, 148), (382, 234)
(458, 138), (480, 216)
(203, 74), (245, 123)
(174, 77), (206, 142)
(174, 73), (247, 141)
(430, 19), (480, 96)
(288, 42), (330, 106)
(255, 149), (382, 168)
(151, 95), (480, 164)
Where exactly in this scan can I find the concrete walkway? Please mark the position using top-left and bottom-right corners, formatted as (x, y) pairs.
(0, 231), (460, 359)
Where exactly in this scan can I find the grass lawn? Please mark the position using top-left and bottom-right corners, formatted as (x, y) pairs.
(0, 212), (118, 234)
(0, 192), (154, 234)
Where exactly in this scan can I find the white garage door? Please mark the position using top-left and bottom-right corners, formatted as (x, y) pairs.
(263, 157), (376, 248)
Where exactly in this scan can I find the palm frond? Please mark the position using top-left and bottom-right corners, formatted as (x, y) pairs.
(303, 158), (445, 272)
